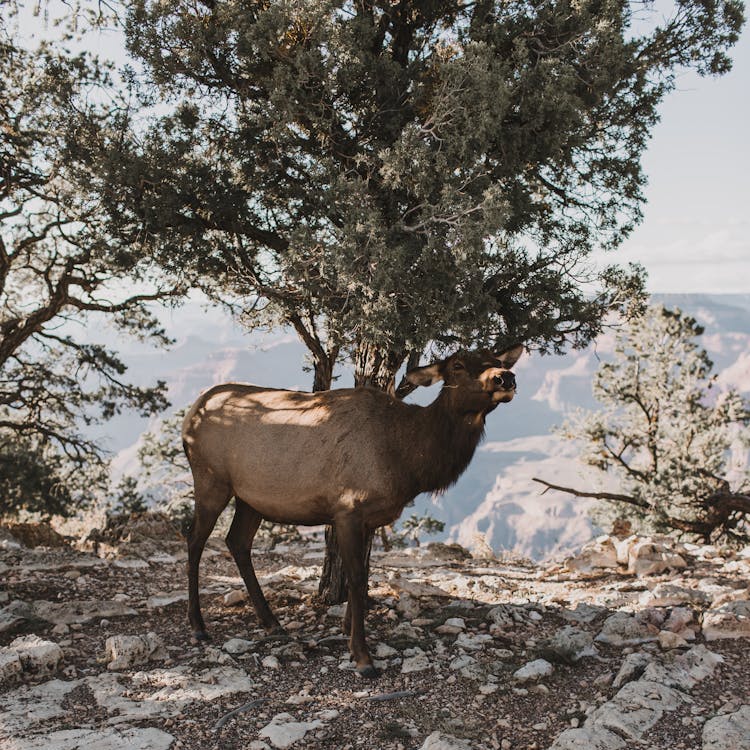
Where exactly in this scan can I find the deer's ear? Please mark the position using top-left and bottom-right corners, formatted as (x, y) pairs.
(405, 362), (443, 387)
(495, 344), (524, 369)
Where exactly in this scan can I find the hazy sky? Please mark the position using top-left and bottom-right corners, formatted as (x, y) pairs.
(17, 3), (750, 295)
(610, 24), (750, 294)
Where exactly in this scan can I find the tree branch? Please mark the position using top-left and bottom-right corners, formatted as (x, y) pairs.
(532, 477), (648, 509)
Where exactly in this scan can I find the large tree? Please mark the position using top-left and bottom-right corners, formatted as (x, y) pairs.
(104, 0), (743, 596)
(0, 11), (177, 516)
(535, 306), (750, 544)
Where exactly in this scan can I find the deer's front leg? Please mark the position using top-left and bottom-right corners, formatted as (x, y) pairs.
(335, 513), (377, 678)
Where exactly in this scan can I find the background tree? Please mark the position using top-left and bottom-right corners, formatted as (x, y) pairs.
(101, 0), (743, 597)
(0, 12), (178, 517)
(535, 306), (750, 544)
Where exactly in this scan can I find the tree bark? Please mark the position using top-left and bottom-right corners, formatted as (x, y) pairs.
(319, 525), (374, 604)
(353, 342), (405, 394)
(318, 341), (406, 603)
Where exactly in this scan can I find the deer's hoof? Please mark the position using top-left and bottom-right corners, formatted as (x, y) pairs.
(356, 663), (379, 679)
(192, 630), (210, 643)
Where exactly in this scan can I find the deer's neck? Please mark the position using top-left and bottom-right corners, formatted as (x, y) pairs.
(409, 391), (487, 496)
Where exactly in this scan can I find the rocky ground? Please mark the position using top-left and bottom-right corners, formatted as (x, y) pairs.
(1, 517), (749, 750)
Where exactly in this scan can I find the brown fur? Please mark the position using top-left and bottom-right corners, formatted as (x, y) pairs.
(182, 345), (523, 676)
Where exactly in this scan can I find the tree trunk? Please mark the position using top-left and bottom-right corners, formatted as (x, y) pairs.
(318, 341), (405, 604)
(319, 525), (375, 604)
(312, 352), (335, 393)
(353, 342), (405, 394)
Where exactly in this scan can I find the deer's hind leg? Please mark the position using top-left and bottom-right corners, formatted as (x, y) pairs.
(226, 499), (283, 633)
(188, 477), (232, 641)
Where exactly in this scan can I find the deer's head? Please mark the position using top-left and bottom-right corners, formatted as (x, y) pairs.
(405, 344), (523, 414)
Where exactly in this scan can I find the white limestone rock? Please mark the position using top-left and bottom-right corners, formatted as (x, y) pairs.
(262, 655), (281, 670)
(0, 678), (80, 736)
(0, 600), (35, 633)
(641, 644), (722, 691)
(702, 705), (750, 750)
(401, 653), (431, 673)
(418, 731), (474, 750)
(639, 582), (710, 608)
(586, 680), (687, 740)
(10, 727), (175, 750)
(454, 632), (493, 651)
(540, 626), (598, 664)
(627, 539), (687, 576)
(146, 591), (188, 609)
(564, 536), (618, 573)
(612, 652), (652, 688)
(549, 727), (626, 749)
(223, 589), (247, 606)
(105, 632), (167, 671)
(7, 635), (63, 676)
(374, 642), (398, 659)
(702, 600), (750, 641)
(0, 649), (23, 684)
(513, 658), (554, 683)
(258, 712), (324, 749)
(33, 599), (138, 625)
(435, 617), (466, 635)
(595, 612), (659, 646)
(223, 638), (256, 655)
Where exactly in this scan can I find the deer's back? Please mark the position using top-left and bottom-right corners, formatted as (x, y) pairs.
(182, 383), (417, 522)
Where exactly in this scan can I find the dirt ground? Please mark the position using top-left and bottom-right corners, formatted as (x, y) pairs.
(1, 522), (748, 750)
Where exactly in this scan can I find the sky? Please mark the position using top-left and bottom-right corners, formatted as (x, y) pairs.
(607, 23), (750, 294)
(15, 2), (750, 296)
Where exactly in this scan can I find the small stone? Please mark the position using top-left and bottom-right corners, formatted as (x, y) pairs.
(628, 539), (687, 576)
(418, 731), (473, 750)
(223, 638), (255, 655)
(564, 536), (618, 573)
(223, 590), (246, 606)
(326, 603), (347, 618)
(0, 650), (23, 683)
(374, 642), (398, 659)
(401, 654), (431, 673)
(454, 632), (493, 651)
(259, 713), (324, 749)
(436, 617), (466, 635)
(513, 659), (553, 683)
(449, 655), (477, 671)
(613, 652), (652, 688)
(262, 655), (281, 670)
(539, 626), (597, 664)
(658, 630), (688, 650)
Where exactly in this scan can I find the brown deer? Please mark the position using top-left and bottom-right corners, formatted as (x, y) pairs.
(182, 345), (523, 677)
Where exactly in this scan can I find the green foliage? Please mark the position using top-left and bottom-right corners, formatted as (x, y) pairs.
(111, 476), (149, 516)
(386, 512), (445, 548)
(0, 433), (104, 518)
(134, 407), (193, 507)
(560, 305), (750, 542)
(98, 0), (749, 388)
(0, 8), (177, 517)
